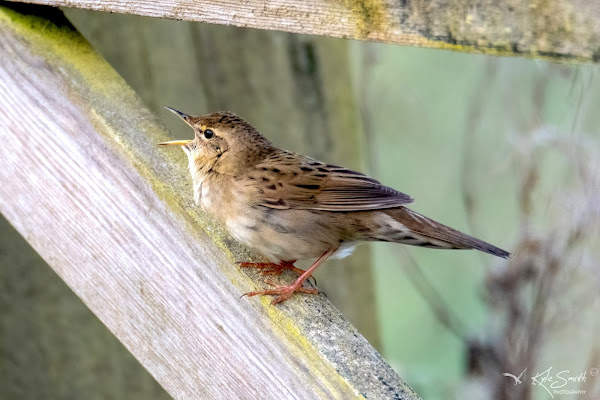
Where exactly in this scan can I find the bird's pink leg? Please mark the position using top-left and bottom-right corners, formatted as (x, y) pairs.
(243, 249), (334, 305)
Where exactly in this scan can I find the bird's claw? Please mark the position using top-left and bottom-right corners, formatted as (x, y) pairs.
(242, 279), (319, 305)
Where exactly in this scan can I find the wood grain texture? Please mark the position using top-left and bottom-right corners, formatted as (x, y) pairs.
(7, 0), (600, 63)
(0, 215), (171, 400)
(0, 4), (418, 400)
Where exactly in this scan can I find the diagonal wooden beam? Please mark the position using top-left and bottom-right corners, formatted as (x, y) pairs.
(0, 3), (418, 399)
(5, 0), (600, 63)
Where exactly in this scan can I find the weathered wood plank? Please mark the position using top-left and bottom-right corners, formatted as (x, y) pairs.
(0, 3), (418, 399)
(6, 0), (600, 63)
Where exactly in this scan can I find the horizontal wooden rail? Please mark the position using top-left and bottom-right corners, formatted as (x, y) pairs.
(5, 0), (600, 63)
(0, 3), (418, 399)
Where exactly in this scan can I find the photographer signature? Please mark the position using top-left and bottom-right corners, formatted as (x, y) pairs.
(503, 367), (595, 398)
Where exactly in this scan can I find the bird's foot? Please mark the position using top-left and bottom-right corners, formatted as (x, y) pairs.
(242, 279), (319, 305)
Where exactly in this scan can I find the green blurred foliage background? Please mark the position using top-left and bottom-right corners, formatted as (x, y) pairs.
(1, 7), (599, 400)
(353, 45), (600, 398)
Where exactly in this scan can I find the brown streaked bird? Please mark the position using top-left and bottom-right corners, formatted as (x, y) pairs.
(160, 108), (510, 305)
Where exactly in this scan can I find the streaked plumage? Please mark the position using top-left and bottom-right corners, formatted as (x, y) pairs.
(160, 109), (510, 304)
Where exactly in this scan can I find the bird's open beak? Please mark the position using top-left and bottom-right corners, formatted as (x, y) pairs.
(159, 107), (194, 146)
(164, 106), (193, 127)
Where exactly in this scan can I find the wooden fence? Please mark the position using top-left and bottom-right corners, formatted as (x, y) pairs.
(0, 3), (418, 399)
(2, 0), (595, 398)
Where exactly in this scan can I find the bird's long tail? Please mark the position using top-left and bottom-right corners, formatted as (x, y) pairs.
(380, 207), (510, 259)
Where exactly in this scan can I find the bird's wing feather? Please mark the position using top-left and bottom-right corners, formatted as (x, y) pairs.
(244, 153), (413, 211)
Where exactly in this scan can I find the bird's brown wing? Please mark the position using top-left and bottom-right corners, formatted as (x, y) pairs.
(245, 153), (413, 211)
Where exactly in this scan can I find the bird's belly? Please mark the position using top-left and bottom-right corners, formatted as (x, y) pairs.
(225, 210), (340, 262)
(198, 177), (355, 261)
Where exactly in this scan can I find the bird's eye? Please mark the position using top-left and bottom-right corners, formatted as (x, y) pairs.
(203, 129), (214, 139)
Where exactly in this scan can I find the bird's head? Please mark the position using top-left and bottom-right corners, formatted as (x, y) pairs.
(159, 108), (274, 177)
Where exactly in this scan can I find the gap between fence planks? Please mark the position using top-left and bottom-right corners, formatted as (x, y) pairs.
(0, 3), (419, 399)
(5, 0), (600, 63)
